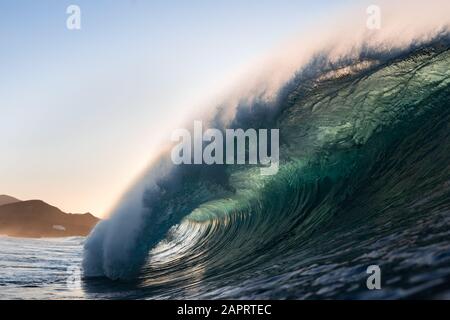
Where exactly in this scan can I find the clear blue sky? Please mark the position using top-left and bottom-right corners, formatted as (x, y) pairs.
(0, 0), (361, 216)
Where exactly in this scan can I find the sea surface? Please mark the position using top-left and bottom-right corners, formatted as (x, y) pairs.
(0, 236), (85, 299)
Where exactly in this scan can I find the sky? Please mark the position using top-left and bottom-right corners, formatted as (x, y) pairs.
(0, 0), (366, 217)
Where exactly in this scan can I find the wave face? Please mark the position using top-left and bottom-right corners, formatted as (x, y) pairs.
(83, 35), (450, 298)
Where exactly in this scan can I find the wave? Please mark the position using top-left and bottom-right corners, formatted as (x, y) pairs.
(83, 3), (450, 298)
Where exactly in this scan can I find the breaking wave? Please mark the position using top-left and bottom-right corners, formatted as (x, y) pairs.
(83, 2), (450, 299)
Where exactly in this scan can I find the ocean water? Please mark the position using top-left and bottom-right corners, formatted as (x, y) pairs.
(0, 236), (85, 300)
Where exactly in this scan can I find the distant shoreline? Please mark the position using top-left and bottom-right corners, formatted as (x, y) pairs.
(0, 195), (100, 238)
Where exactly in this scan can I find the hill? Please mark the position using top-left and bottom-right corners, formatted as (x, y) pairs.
(0, 199), (99, 238)
(0, 195), (21, 206)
